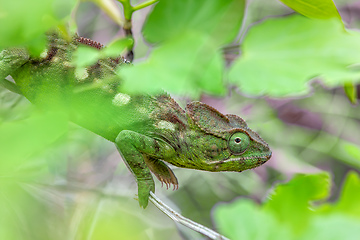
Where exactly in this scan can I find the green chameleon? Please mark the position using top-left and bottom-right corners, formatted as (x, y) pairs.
(0, 33), (271, 208)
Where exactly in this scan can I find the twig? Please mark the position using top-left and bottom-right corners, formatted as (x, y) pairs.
(149, 192), (230, 240)
(117, 0), (159, 62)
(132, 0), (159, 11)
(0, 78), (23, 95)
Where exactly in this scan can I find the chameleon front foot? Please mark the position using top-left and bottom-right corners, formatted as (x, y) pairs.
(115, 130), (177, 208)
(137, 178), (155, 208)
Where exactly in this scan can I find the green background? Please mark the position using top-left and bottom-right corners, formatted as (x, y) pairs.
(1, 0), (360, 239)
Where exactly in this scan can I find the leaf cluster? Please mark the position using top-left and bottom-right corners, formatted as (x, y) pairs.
(215, 172), (360, 240)
(1, 0), (360, 239)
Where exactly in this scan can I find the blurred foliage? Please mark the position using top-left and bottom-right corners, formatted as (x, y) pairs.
(119, 0), (245, 97)
(0, 0), (76, 54)
(119, 31), (226, 97)
(1, 0), (360, 240)
(142, 0), (245, 45)
(72, 37), (133, 67)
(214, 172), (360, 240)
(280, 0), (342, 19)
(229, 15), (360, 96)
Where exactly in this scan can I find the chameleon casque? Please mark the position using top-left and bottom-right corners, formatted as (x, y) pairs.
(0, 33), (272, 208)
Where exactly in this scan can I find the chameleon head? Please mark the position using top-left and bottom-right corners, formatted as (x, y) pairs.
(186, 101), (272, 172)
(217, 128), (272, 172)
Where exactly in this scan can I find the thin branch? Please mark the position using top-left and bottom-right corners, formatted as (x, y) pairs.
(117, 0), (133, 20)
(116, 0), (134, 61)
(132, 0), (159, 11)
(0, 78), (22, 95)
(149, 192), (230, 240)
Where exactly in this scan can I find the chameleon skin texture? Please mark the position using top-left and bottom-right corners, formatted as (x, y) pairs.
(0, 33), (272, 208)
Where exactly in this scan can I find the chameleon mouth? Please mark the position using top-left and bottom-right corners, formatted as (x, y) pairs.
(262, 152), (272, 161)
(258, 152), (272, 165)
(222, 152), (272, 163)
(257, 152), (272, 162)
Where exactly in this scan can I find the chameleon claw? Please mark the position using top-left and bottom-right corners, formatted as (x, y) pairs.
(157, 175), (179, 191)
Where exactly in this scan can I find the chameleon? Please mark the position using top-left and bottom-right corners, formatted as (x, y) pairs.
(0, 33), (272, 208)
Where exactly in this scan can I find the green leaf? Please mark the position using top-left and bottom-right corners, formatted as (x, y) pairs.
(214, 199), (293, 240)
(102, 38), (133, 58)
(118, 32), (225, 98)
(280, 0), (341, 19)
(142, 0), (245, 46)
(72, 38), (133, 67)
(72, 46), (101, 68)
(279, 0), (358, 105)
(343, 82), (358, 104)
(229, 15), (360, 97)
(214, 173), (360, 240)
(343, 143), (360, 162)
(300, 215), (360, 240)
(329, 140), (360, 168)
(0, 0), (76, 51)
(0, 112), (68, 173)
(330, 172), (360, 218)
(263, 173), (330, 233)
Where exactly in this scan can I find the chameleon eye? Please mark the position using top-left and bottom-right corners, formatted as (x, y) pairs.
(228, 132), (250, 155)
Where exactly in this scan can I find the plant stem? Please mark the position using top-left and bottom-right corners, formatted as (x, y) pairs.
(132, 0), (159, 11)
(116, 0), (159, 62)
(118, 0), (159, 20)
(149, 192), (230, 240)
(119, 0), (133, 20)
(0, 79), (22, 95)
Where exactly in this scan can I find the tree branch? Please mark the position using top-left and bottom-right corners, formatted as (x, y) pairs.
(0, 78), (23, 95)
(149, 192), (229, 240)
(132, 0), (159, 11)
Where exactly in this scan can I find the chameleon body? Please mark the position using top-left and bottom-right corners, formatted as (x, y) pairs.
(0, 33), (272, 208)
